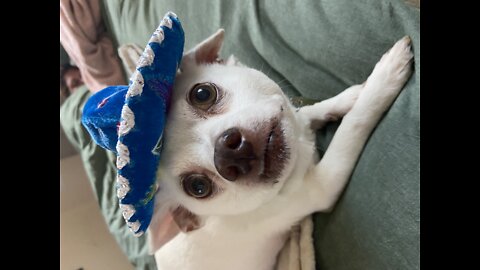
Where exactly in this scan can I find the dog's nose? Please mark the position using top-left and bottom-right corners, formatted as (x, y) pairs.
(214, 128), (257, 181)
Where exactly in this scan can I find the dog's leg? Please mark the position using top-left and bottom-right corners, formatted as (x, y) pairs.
(302, 36), (414, 212)
(298, 84), (362, 129)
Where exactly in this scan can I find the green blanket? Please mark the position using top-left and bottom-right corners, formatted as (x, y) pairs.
(61, 1), (419, 269)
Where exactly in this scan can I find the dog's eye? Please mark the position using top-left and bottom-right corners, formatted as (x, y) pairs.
(188, 83), (218, 110)
(182, 174), (213, 199)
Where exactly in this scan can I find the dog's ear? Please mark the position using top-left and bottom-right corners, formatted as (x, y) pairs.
(171, 206), (203, 233)
(147, 205), (180, 254)
(148, 204), (203, 254)
(148, 212), (180, 254)
(181, 28), (225, 69)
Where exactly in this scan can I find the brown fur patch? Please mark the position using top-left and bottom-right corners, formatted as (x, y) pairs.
(172, 206), (201, 233)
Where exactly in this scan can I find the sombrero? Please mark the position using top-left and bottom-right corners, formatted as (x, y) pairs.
(81, 12), (184, 236)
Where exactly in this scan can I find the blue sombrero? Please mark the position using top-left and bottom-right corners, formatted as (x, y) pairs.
(81, 12), (184, 236)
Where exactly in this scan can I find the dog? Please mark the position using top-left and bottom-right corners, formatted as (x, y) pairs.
(147, 29), (414, 270)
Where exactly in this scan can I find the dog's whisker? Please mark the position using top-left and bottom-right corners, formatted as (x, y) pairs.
(274, 78), (295, 90)
(259, 62), (266, 74)
(275, 78), (288, 85)
(258, 61), (276, 79)
(278, 84), (295, 91)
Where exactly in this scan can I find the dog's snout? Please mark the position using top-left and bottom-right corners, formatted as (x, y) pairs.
(214, 128), (256, 181)
(223, 128), (242, 150)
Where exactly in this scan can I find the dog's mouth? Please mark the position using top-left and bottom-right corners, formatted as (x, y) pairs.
(259, 118), (289, 181)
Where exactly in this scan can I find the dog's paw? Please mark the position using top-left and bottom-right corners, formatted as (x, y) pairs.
(364, 36), (414, 100)
(378, 36), (414, 86)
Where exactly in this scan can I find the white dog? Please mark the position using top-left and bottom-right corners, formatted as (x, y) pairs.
(147, 29), (414, 270)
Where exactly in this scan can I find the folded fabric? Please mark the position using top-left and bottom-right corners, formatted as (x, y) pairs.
(60, 0), (126, 92)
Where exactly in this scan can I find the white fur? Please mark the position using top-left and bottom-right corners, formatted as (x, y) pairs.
(151, 33), (414, 270)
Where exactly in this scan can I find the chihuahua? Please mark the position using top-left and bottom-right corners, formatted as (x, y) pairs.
(147, 29), (414, 270)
